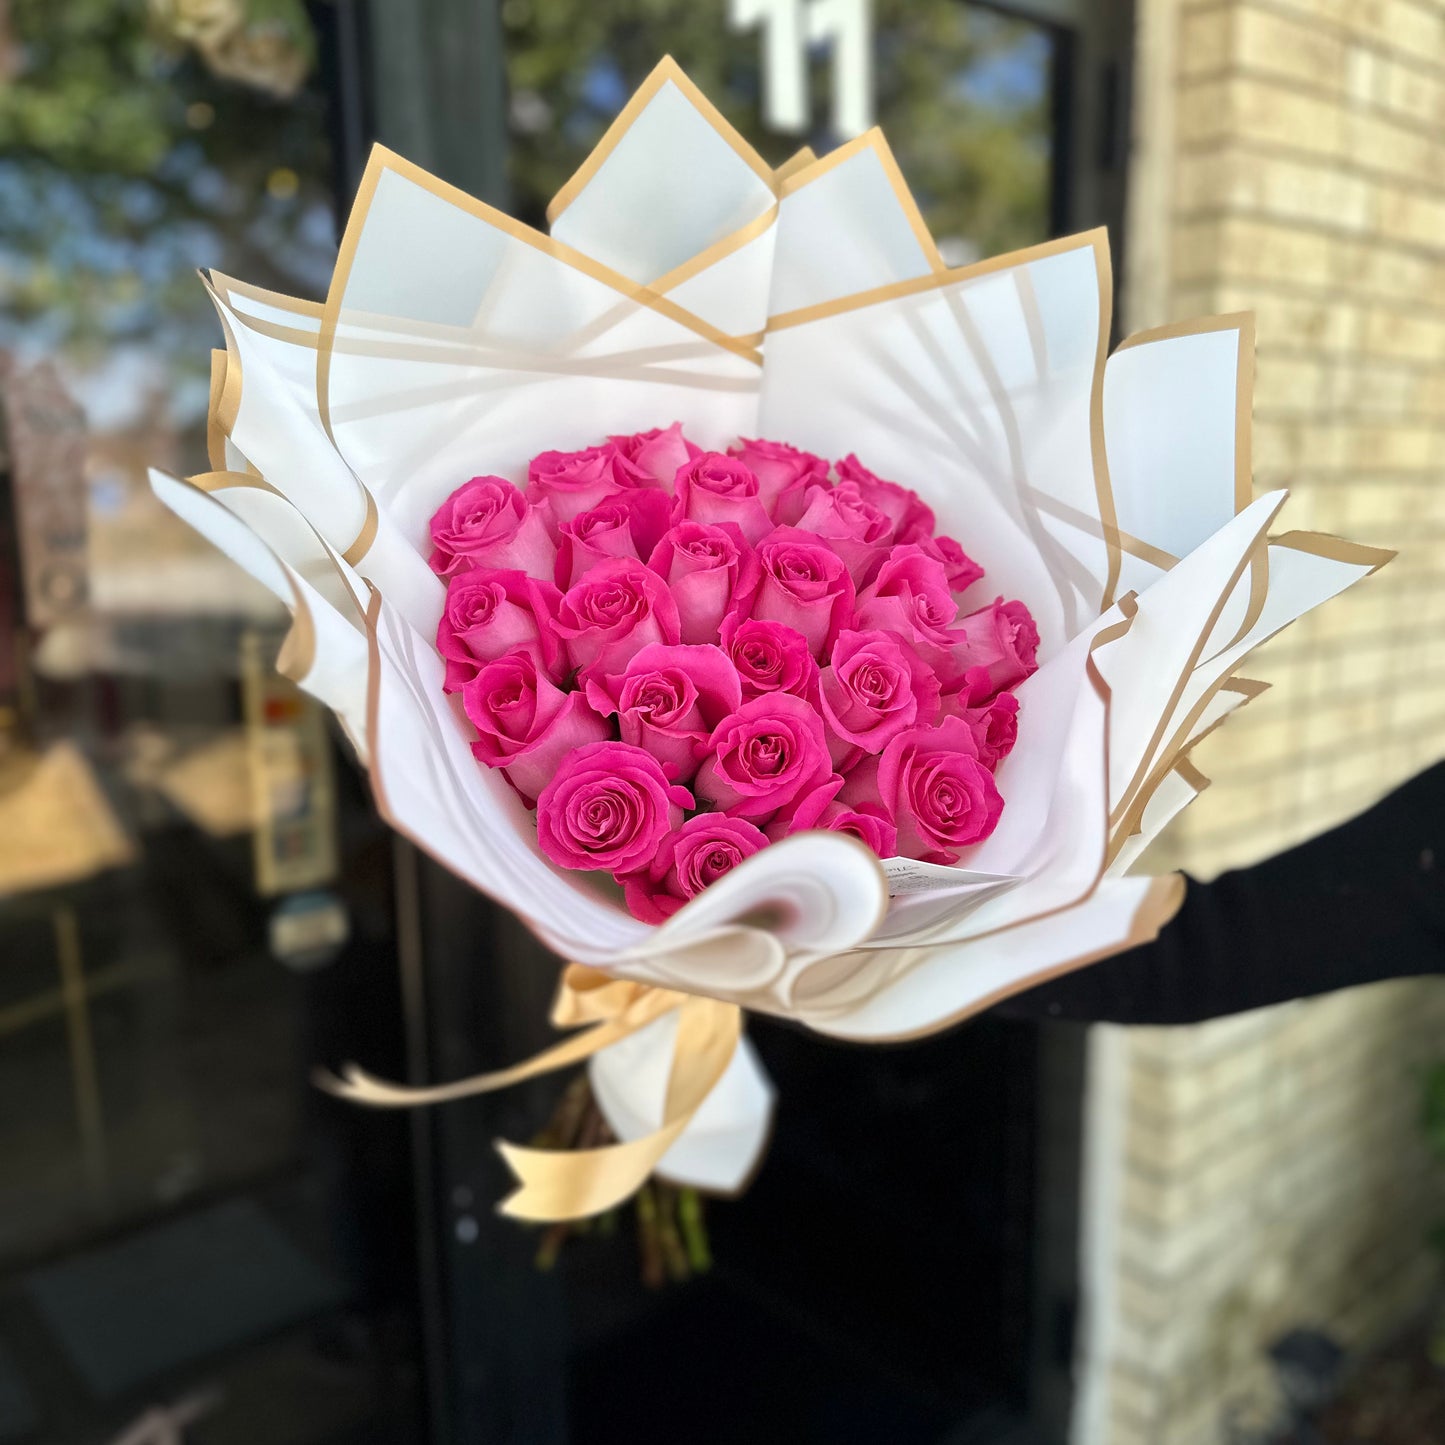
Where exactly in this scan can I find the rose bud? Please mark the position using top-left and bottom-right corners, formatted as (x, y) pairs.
(555, 557), (681, 679)
(428, 475), (556, 579)
(536, 741), (693, 877)
(764, 776), (898, 858)
(791, 479), (894, 583)
(435, 568), (563, 692)
(718, 616), (821, 703)
(731, 526), (856, 660)
(527, 443), (654, 528)
(819, 628), (941, 767)
(728, 436), (830, 515)
(852, 543), (960, 660)
(671, 452), (773, 544)
(622, 813), (770, 924)
(923, 533), (985, 593)
(835, 454), (936, 543)
(962, 691), (1020, 769)
(609, 423), (700, 485)
(648, 521), (749, 645)
(463, 652), (610, 805)
(694, 692), (833, 822)
(875, 717), (1004, 863)
(556, 488), (672, 586)
(948, 599), (1040, 702)
(585, 642), (742, 784)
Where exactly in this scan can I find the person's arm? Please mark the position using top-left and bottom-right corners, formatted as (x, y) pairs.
(994, 762), (1445, 1026)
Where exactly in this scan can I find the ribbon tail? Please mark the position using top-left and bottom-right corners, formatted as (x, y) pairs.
(495, 997), (743, 1221)
(314, 988), (680, 1108)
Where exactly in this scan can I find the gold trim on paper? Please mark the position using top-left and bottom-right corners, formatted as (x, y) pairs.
(342, 487), (379, 565)
(776, 128), (946, 273)
(819, 872), (1186, 1045)
(773, 146), (818, 184)
(1270, 529), (1396, 573)
(207, 351), (230, 471)
(316, 145), (763, 447)
(764, 228), (1105, 334)
(546, 55), (777, 225)
(649, 203), (779, 295)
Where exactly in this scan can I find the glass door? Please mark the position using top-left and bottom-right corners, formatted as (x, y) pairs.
(0, 4), (424, 1441)
(355, 4), (1129, 1442)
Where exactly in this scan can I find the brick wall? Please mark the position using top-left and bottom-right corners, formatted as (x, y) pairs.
(1076, 1), (1445, 1440)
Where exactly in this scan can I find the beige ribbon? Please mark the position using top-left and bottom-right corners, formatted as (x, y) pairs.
(315, 965), (742, 1222)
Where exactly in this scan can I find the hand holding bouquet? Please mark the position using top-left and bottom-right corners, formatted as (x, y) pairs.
(150, 61), (1390, 1218)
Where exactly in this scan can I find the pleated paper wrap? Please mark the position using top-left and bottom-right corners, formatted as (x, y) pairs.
(152, 60), (1391, 1219)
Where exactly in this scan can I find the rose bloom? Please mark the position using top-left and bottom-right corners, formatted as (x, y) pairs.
(962, 692), (1020, 770)
(435, 568), (563, 693)
(835, 454), (936, 544)
(526, 443), (653, 527)
(556, 488), (671, 586)
(923, 533), (985, 593)
(623, 813), (770, 924)
(535, 741), (693, 877)
(874, 716), (1004, 863)
(718, 616), (820, 703)
(819, 628), (941, 766)
(427, 475), (556, 579)
(693, 692), (834, 821)
(764, 776), (898, 858)
(463, 652), (610, 805)
(852, 544), (961, 661)
(608, 422), (700, 485)
(555, 557), (682, 678)
(948, 599), (1040, 701)
(728, 436), (829, 514)
(585, 642), (742, 785)
(647, 520), (749, 645)
(671, 452), (773, 544)
(791, 479), (894, 582)
(733, 526), (856, 660)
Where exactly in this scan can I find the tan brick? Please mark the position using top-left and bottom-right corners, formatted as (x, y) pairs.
(1234, 5), (1347, 90)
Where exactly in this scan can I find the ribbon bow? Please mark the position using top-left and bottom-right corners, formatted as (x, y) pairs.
(316, 966), (742, 1221)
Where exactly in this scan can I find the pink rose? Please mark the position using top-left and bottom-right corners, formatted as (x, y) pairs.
(463, 652), (610, 805)
(622, 813), (770, 924)
(556, 558), (682, 679)
(671, 452), (773, 544)
(875, 717), (1004, 863)
(428, 475), (557, 579)
(536, 742), (693, 877)
(647, 521), (749, 645)
(819, 628), (941, 766)
(609, 423), (700, 485)
(960, 691), (1020, 770)
(791, 479), (894, 582)
(764, 776), (898, 858)
(728, 436), (830, 514)
(732, 527), (856, 660)
(948, 599), (1040, 701)
(718, 616), (820, 703)
(924, 534), (985, 593)
(527, 443), (653, 528)
(852, 544), (960, 659)
(556, 488), (671, 586)
(694, 692), (833, 821)
(435, 568), (563, 693)
(835, 454), (935, 543)
(585, 642), (742, 784)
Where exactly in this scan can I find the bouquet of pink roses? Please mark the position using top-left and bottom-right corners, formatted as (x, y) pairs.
(149, 60), (1389, 1220)
(432, 430), (1035, 923)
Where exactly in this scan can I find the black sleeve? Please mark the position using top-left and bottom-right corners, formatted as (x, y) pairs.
(993, 762), (1445, 1026)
